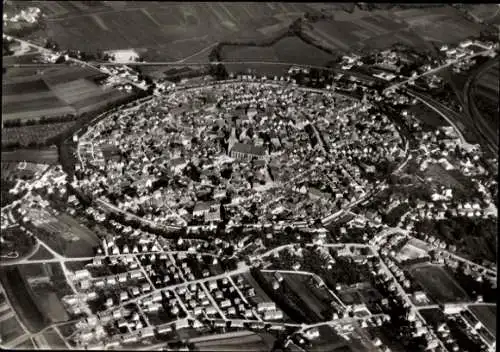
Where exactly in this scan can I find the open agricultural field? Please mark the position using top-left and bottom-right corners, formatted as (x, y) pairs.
(71, 89), (129, 115)
(192, 330), (272, 351)
(471, 61), (499, 144)
(0, 316), (26, 345)
(10, 264), (72, 327)
(2, 53), (43, 66)
(33, 213), (99, 258)
(2, 96), (72, 117)
(49, 78), (110, 105)
(461, 4), (500, 25)
(2, 122), (76, 148)
(392, 6), (487, 44)
(1, 147), (59, 164)
(27, 245), (55, 261)
(468, 304), (496, 337)
(41, 327), (68, 349)
(3, 79), (51, 95)
(220, 36), (336, 66)
(14, 337), (35, 349)
(32, 2), (316, 61)
(221, 46), (278, 62)
(2, 64), (132, 124)
(304, 6), (486, 55)
(0, 267), (49, 333)
(42, 66), (106, 86)
(29, 286), (70, 323)
(224, 62), (288, 78)
(409, 264), (469, 304)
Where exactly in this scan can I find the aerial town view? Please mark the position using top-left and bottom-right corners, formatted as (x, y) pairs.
(1, 1), (498, 351)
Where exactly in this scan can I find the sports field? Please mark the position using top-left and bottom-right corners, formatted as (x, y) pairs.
(409, 264), (469, 304)
(468, 304), (496, 337)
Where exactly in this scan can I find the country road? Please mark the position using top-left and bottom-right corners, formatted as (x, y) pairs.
(385, 48), (494, 92)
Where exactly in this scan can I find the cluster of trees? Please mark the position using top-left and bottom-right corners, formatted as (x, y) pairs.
(415, 217), (497, 264)
(371, 278), (430, 350)
(4, 18), (45, 38)
(4, 114), (76, 128)
(450, 264), (497, 303)
(45, 38), (116, 62)
(0, 179), (25, 207)
(0, 227), (36, 257)
(208, 63), (229, 81)
(3, 38), (15, 56)
(251, 268), (315, 324)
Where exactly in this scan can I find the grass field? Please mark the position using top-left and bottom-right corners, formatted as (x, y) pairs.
(280, 273), (333, 321)
(30, 287), (70, 323)
(0, 315), (25, 344)
(409, 264), (469, 304)
(28, 245), (55, 260)
(468, 304), (496, 336)
(240, 272), (274, 305)
(41, 327), (67, 349)
(192, 331), (271, 351)
(420, 163), (476, 196)
(407, 103), (448, 129)
(1, 147), (59, 164)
